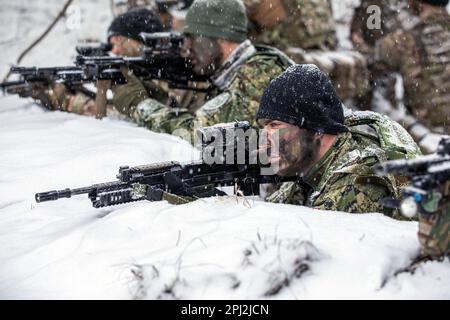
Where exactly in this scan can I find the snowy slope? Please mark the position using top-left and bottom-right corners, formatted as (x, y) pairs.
(0, 0), (449, 300)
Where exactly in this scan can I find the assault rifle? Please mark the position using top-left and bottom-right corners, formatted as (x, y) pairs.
(0, 42), (111, 94)
(35, 122), (295, 208)
(73, 32), (209, 90)
(376, 136), (450, 217)
(1, 32), (209, 95)
(0, 66), (96, 103)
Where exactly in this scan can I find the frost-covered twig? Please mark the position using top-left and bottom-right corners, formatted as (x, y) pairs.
(3, 0), (74, 81)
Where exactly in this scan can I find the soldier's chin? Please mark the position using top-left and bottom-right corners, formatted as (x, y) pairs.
(269, 157), (288, 176)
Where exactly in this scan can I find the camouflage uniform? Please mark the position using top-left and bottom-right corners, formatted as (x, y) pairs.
(31, 83), (96, 115)
(267, 110), (422, 217)
(44, 75), (168, 119)
(418, 182), (450, 258)
(291, 49), (370, 101)
(350, 0), (410, 54)
(111, 74), (169, 119)
(134, 40), (293, 137)
(52, 90), (94, 115)
(350, 0), (414, 111)
(244, 0), (337, 50)
(373, 9), (450, 134)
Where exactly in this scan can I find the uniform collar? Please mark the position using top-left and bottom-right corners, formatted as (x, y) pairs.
(301, 133), (348, 191)
(211, 40), (256, 90)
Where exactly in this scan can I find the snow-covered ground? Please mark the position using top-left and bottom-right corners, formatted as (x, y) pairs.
(0, 0), (449, 300)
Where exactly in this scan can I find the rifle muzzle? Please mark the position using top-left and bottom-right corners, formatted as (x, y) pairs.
(35, 188), (71, 203)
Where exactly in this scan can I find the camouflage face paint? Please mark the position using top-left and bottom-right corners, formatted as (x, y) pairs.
(185, 35), (223, 76)
(263, 120), (321, 177)
(279, 128), (320, 176)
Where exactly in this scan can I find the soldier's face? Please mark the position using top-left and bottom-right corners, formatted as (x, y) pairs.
(183, 35), (223, 76)
(260, 119), (321, 176)
(110, 36), (141, 57)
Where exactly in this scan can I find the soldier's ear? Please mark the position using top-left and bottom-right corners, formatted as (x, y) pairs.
(313, 132), (324, 148)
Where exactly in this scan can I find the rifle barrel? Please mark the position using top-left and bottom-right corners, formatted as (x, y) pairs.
(0, 80), (26, 89)
(35, 180), (126, 203)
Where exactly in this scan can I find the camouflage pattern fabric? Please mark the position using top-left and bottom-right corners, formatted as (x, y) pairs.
(36, 84), (93, 115)
(419, 182), (450, 258)
(373, 9), (450, 134)
(68, 92), (93, 114)
(350, 0), (409, 53)
(267, 111), (422, 217)
(244, 0), (337, 50)
(287, 48), (370, 101)
(134, 42), (292, 138)
(243, 0), (368, 102)
(112, 73), (169, 120)
(350, 0), (413, 111)
(167, 83), (211, 114)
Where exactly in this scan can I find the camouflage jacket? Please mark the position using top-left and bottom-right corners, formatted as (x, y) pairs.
(373, 9), (450, 134)
(134, 40), (293, 140)
(111, 76), (169, 119)
(419, 182), (450, 258)
(350, 0), (411, 52)
(44, 75), (169, 118)
(244, 0), (336, 50)
(267, 111), (422, 217)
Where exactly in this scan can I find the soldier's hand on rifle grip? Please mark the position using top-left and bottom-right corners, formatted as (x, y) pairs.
(111, 66), (149, 118)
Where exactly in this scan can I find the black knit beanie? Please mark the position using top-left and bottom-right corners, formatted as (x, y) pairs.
(257, 64), (348, 135)
(419, 0), (449, 6)
(107, 8), (164, 43)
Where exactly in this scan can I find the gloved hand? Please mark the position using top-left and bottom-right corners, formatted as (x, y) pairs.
(244, 0), (287, 28)
(15, 82), (57, 109)
(112, 66), (149, 118)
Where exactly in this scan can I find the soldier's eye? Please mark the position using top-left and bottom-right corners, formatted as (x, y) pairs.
(269, 122), (281, 128)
